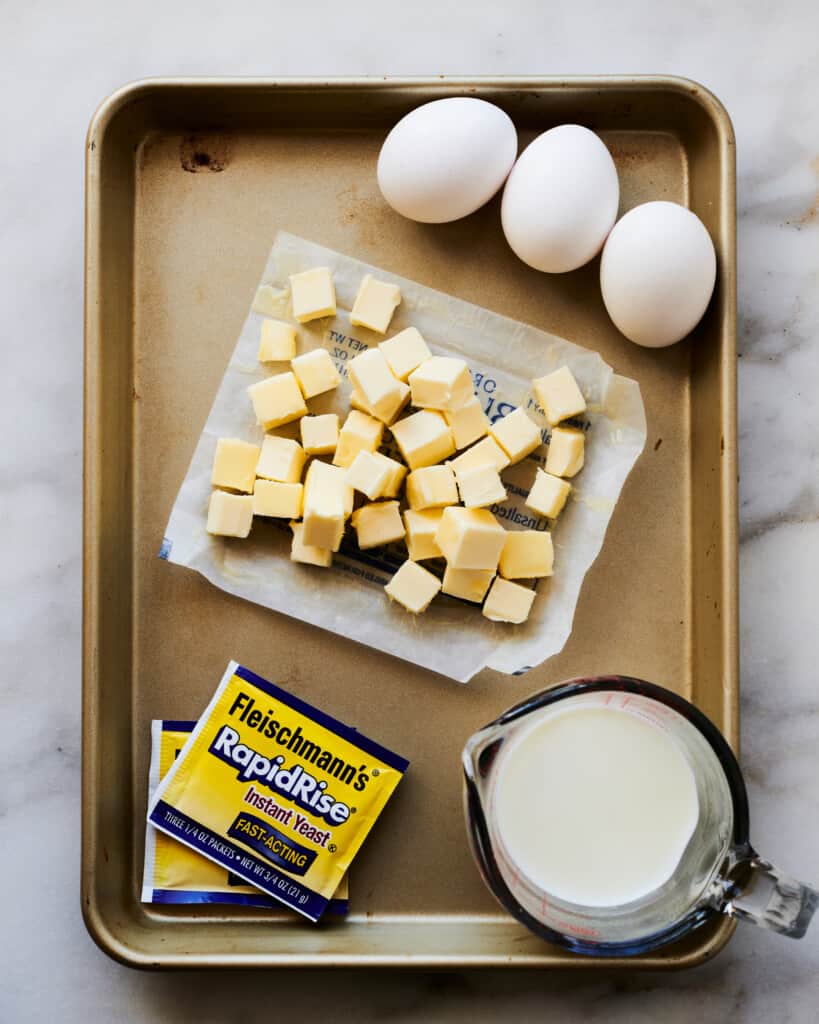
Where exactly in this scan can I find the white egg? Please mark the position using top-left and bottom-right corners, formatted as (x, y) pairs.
(377, 97), (517, 224)
(501, 125), (619, 273)
(600, 201), (717, 348)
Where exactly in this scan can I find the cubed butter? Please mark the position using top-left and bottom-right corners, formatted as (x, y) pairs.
(403, 509), (444, 561)
(253, 480), (304, 519)
(289, 267), (336, 323)
(454, 463), (507, 509)
(405, 465), (458, 510)
(532, 366), (587, 426)
(545, 426), (585, 478)
(482, 577), (536, 624)
(348, 348), (406, 424)
(434, 507), (506, 570)
(371, 452), (407, 497)
(351, 501), (406, 550)
(206, 490), (254, 538)
(332, 409), (384, 468)
(408, 356), (474, 412)
(303, 459), (351, 550)
(349, 382), (410, 426)
(384, 559), (442, 614)
(256, 435), (306, 483)
(300, 413), (339, 456)
(525, 469), (572, 519)
(289, 520), (332, 568)
(442, 566), (495, 603)
(345, 451), (392, 500)
(305, 458), (354, 517)
(258, 319), (297, 362)
(499, 530), (554, 579)
(390, 410), (455, 470)
(252, 285), (280, 318)
(489, 407), (542, 464)
(350, 274), (401, 334)
(448, 435), (510, 474)
(247, 372), (308, 429)
(211, 438), (261, 493)
(291, 348), (341, 399)
(445, 397), (490, 450)
(379, 327), (432, 382)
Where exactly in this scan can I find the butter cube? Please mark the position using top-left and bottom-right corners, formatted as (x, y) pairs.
(445, 397), (490, 450)
(351, 501), (406, 550)
(482, 577), (536, 624)
(349, 383), (410, 426)
(442, 566), (495, 603)
(303, 460), (351, 550)
(305, 458), (354, 517)
(545, 426), (585, 478)
(403, 509), (444, 561)
(490, 407), (542, 464)
(526, 469), (572, 519)
(408, 356), (474, 412)
(346, 451), (393, 500)
(247, 372), (308, 429)
(350, 274), (401, 334)
(348, 348), (406, 424)
(379, 327), (432, 382)
(211, 438), (261, 493)
(256, 435), (306, 483)
(291, 348), (341, 399)
(372, 452), (407, 498)
(289, 267), (336, 323)
(435, 507), (506, 570)
(455, 464), (507, 509)
(258, 319), (297, 362)
(385, 559), (442, 614)
(499, 530), (554, 579)
(406, 465), (458, 510)
(300, 414), (339, 456)
(332, 409), (384, 468)
(253, 480), (304, 519)
(252, 285), (281, 318)
(448, 436), (510, 474)
(390, 410), (455, 470)
(289, 520), (332, 568)
(206, 490), (254, 538)
(532, 366), (587, 426)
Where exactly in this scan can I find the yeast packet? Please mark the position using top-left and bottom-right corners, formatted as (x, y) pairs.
(141, 720), (348, 913)
(147, 662), (408, 922)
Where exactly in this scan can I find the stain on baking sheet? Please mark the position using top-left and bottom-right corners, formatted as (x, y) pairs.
(180, 134), (229, 172)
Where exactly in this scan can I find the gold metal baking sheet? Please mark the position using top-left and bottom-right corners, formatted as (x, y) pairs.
(83, 76), (737, 968)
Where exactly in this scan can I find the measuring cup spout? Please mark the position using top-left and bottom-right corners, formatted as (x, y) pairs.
(715, 848), (819, 939)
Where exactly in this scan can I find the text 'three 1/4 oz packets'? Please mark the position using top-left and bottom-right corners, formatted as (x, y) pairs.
(147, 661), (409, 922)
(141, 720), (348, 913)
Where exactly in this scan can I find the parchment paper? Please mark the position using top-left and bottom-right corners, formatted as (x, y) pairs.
(161, 232), (646, 682)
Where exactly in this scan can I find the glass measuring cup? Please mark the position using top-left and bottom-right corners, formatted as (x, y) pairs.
(462, 676), (818, 956)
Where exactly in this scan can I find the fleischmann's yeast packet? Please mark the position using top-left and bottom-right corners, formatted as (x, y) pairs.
(147, 661), (408, 922)
(142, 720), (349, 913)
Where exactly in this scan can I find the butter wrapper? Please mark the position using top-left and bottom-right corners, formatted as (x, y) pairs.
(160, 232), (647, 681)
(147, 662), (408, 922)
(141, 720), (348, 913)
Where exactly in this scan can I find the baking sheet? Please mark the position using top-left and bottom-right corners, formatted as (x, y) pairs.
(162, 231), (646, 681)
(83, 76), (737, 968)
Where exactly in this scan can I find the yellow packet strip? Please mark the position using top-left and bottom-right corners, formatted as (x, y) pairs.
(141, 720), (349, 913)
(148, 661), (408, 922)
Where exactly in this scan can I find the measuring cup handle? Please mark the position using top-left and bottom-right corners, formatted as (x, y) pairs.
(719, 851), (819, 939)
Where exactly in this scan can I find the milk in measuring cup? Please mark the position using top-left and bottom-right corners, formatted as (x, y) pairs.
(491, 705), (699, 907)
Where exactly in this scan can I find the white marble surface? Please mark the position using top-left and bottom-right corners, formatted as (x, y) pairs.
(2, 0), (818, 1020)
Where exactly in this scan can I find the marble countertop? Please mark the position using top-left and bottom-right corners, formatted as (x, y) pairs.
(3, 0), (818, 1020)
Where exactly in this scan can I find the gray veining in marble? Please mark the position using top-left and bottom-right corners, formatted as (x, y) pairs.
(1, 0), (818, 1021)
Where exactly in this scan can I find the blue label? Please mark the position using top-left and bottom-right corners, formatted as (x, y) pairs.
(227, 811), (317, 876)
